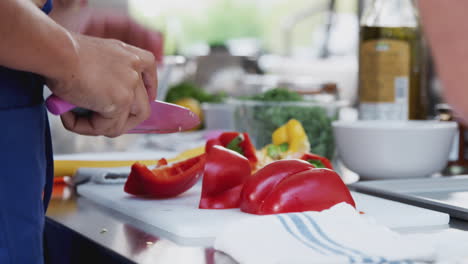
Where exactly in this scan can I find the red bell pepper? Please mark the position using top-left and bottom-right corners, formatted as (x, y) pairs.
(156, 158), (168, 167)
(240, 160), (355, 215)
(124, 154), (205, 198)
(300, 153), (334, 170)
(240, 159), (314, 213)
(206, 132), (258, 169)
(199, 145), (251, 209)
(258, 168), (355, 214)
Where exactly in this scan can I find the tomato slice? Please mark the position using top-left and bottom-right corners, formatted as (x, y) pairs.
(124, 154), (205, 198)
(199, 145), (251, 209)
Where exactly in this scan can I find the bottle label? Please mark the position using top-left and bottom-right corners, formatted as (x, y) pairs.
(359, 39), (411, 120)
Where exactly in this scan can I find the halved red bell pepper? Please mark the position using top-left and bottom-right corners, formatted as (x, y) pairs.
(240, 160), (355, 215)
(300, 153), (334, 170)
(240, 159), (314, 213)
(258, 168), (355, 214)
(206, 132), (257, 169)
(199, 145), (251, 209)
(124, 154), (205, 198)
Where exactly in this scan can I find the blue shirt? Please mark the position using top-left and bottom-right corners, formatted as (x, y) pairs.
(0, 1), (54, 263)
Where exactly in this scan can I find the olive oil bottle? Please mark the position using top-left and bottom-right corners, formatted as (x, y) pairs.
(359, 0), (426, 120)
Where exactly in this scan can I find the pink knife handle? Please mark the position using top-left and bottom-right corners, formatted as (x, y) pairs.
(46, 95), (76, 115)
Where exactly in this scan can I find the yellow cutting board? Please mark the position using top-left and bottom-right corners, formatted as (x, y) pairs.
(54, 146), (205, 177)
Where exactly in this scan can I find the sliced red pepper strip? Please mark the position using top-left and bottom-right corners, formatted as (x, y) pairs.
(199, 145), (251, 209)
(240, 160), (355, 215)
(124, 154), (205, 198)
(124, 163), (147, 196)
(206, 132), (258, 170)
(300, 153), (334, 170)
(240, 159), (314, 214)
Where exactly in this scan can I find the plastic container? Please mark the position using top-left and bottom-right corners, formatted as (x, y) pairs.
(202, 103), (235, 130)
(231, 99), (343, 159)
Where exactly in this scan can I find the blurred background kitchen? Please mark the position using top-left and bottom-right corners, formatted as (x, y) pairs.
(51, 0), (461, 174)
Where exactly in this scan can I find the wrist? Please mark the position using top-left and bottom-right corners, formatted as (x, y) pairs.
(41, 28), (80, 83)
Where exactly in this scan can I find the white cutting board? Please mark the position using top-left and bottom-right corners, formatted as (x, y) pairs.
(77, 182), (449, 239)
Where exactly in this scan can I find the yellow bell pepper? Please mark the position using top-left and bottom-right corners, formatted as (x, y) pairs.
(272, 125), (288, 145)
(272, 119), (310, 153)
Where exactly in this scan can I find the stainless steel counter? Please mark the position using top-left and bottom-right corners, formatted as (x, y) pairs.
(46, 185), (237, 264)
(46, 184), (468, 264)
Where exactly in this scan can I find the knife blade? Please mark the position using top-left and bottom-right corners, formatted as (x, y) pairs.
(45, 95), (200, 134)
(70, 167), (130, 185)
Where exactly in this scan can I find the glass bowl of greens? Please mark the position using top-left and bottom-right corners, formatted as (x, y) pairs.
(231, 88), (342, 159)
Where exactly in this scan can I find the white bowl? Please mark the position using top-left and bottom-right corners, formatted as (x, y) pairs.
(333, 120), (457, 180)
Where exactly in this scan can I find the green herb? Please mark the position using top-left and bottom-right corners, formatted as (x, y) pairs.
(266, 143), (289, 159)
(165, 81), (226, 103)
(307, 159), (326, 168)
(244, 88), (303, 102)
(226, 134), (244, 155)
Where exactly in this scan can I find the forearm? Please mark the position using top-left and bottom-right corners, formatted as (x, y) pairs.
(0, 0), (77, 80)
(418, 1), (468, 109)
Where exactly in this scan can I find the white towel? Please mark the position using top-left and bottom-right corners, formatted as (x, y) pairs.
(405, 229), (468, 264)
(215, 203), (436, 264)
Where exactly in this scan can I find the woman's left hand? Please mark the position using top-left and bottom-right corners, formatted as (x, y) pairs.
(50, 0), (163, 64)
(80, 13), (164, 64)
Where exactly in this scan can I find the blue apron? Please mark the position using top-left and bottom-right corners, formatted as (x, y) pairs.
(0, 1), (54, 263)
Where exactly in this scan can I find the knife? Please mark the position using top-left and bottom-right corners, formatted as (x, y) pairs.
(71, 167), (131, 185)
(45, 95), (200, 134)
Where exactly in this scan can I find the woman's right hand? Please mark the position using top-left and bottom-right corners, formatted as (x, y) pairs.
(46, 33), (158, 137)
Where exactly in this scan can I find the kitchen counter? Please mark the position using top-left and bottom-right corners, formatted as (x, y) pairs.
(46, 184), (236, 264)
(46, 183), (468, 264)
(46, 130), (468, 263)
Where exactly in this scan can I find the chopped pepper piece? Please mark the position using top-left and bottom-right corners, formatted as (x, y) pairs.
(266, 143), (289, 159)
(199, 145), (251, 209)
(124, 154), (205, 198)
(156, 158), (168, 167)
(272, 119), (310, 153)
(206, 132), (258, 170)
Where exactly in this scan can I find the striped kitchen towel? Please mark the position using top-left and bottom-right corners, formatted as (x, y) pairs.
(214, 203), (435, 264)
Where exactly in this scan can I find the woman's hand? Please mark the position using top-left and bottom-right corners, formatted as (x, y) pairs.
(47, 33), (158, 137)
(50, 1), (164, 64)
(81, 13), (164, 64)
(30, 0), (47, 8)
(0, 0), (159, 138)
